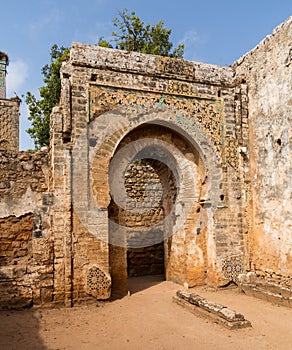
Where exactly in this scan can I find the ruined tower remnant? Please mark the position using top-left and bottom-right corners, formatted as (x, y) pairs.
(0, 51), (20, 150)
(0, 51), (8, 98)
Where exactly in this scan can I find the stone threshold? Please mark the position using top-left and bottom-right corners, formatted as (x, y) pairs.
(173, 290), (252, 330)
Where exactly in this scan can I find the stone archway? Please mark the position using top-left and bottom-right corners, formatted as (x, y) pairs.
(70, 102), (244, 300)
(106, 123), (208, 295)
(49, 44), (250, 305)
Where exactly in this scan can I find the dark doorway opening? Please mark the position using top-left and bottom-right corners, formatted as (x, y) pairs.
(127, 241), (165, 277)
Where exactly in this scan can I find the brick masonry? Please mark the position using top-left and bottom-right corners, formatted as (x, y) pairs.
(0, 52), (8, 99)
(0, 52), (21, 151)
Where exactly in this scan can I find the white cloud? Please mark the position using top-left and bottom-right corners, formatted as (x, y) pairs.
(180, 30), (199, 47)
(179, 30), (203, 62)
(6, 60), (29, 97)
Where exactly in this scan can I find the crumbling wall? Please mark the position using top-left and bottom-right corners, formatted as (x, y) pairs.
(0, 150), (52, 308)
(0, 97), (20, 151)
(233, 16), (292, 283)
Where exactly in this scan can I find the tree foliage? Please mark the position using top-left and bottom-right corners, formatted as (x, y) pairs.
(25, 45), (69, 149)
(98, 9), (184, 58)
(26, 10), (184, 149)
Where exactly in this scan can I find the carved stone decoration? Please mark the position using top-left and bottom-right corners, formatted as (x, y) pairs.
(87, 266), (111, 299)
(88, 84), (224, 156)
(88, 84), (243, 170)
(222, 255), (244, 281)
(156, 56), (195, 77)
(224, 137), (239, 171)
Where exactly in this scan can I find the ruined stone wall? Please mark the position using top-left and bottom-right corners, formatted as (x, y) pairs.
(233, 16), (292, 283)
(0, 75), (5, 99)
(0, 19), (291, 309)
(0, 97), (20, 151)
(0, 150), (52, 308)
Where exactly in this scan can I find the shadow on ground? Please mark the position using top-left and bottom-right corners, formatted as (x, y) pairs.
(0, 309), (46, 350)
(128, 274), (165, 294)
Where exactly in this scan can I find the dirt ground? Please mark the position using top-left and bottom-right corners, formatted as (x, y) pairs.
(0, 276), (291, 350)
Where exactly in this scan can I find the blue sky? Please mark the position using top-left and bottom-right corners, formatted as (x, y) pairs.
(2, 0), (291, 150)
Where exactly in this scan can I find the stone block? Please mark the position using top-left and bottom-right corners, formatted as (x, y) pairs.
(174, 291), (251, 329)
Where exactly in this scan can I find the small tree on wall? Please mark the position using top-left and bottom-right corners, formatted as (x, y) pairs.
(98, 9), (184, 58)
(25, 9), (184, 149)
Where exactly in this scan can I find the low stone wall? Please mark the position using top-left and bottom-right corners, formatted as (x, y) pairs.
(0, 149), (52, 309)
(0, 213), (33, 308)
(238, 272), (292, 308)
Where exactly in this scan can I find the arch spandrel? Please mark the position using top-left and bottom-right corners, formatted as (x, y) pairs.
(87, 105), (222, 212)
(88, 84), (224, 155)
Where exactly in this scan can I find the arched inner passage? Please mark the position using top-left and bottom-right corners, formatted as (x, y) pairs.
(108, 123), (207, 296)
(124, 158), (177, 277)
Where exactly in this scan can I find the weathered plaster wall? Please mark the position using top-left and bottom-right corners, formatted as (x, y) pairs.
(0, 150), (52, 308)
(233, 16), (292, 283)
(0, 97), (20, 151)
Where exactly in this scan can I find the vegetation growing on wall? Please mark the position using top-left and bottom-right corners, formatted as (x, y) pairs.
(98, 9), (184, 58)
(25, 9), (184, 149)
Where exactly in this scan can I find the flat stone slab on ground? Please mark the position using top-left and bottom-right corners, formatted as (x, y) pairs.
(174, 290), (252, 330)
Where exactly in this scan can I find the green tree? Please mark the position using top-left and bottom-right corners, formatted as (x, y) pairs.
(98, 9), (184, 58)
(25, 45), (69, 149)
(26, 10), (184, 149)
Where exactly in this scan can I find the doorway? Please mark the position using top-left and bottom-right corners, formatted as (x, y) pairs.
(108, 123), (206, 296)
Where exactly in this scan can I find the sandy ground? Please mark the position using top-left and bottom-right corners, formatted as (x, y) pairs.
(0, 276), (291, 350)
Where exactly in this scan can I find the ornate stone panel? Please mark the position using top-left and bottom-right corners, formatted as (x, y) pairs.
(87, 266), (111, 299)
(88, 83), (238, 169)
(222, 255), (244, 281)
(89, 84), (223, 151)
